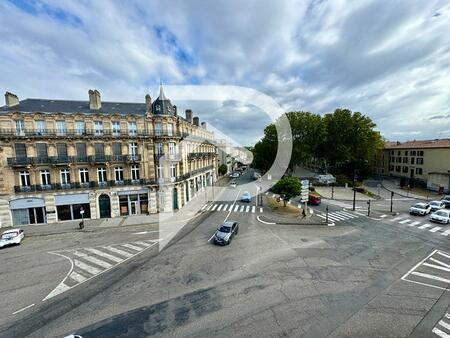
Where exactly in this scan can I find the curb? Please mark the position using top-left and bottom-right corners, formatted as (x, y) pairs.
(257, 215), (332, 227)
(380, 180), (442, 201)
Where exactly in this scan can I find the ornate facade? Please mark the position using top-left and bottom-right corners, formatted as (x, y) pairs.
(0, 88), (217, 227)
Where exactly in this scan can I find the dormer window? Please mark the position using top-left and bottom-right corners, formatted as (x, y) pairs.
(156, 105), (161, 111)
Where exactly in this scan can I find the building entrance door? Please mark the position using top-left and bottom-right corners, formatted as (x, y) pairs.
(99, 194), (111, 218)
(173, 188), (178, 210)
(130, 201), (139, 215)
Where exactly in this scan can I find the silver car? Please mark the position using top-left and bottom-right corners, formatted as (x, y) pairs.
(213, 221), (239, 246)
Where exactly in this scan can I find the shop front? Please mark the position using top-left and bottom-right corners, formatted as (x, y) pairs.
(55, 193), (91, 221)
(118, 189), (149, 216)
(10, 198), (46, 225)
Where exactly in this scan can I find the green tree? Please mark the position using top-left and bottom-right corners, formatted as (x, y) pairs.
(272, 176), (301, 206)
(252, 123), (277, 172)
(218, 164), (227, 176)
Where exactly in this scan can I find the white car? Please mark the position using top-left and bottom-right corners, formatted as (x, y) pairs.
(0, 229), (25, 248)
(429, 200), (446, 212)
(409, 202), (431, 216)
(230, 180), (237, 188)
(430, 210), (450, 224)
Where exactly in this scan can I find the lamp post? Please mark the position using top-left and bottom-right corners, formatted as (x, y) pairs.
(390, 191), (394, 213)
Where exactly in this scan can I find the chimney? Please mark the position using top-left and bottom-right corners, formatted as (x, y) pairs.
(201, 122), (206, 129)
(173, 105), (177, 116)
(89, 89), (101, 110)
(193, 117), (200, 126)
(5, 92), (19, 107)
(185, 109), (193, 123)
(145, 94), (152, 111)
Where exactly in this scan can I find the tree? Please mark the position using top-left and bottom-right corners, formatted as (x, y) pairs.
(252, 123), (277, 172)
(272, 176), (301, 206)
(218, 164), (227, 176)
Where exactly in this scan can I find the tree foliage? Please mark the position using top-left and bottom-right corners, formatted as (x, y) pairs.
(218, 164), (227, 176)
(272, 176), (302, 206)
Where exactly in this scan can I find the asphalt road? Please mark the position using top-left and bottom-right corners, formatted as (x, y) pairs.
(1, 171), (450, 337)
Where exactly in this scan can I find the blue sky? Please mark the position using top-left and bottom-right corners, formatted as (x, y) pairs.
(1, 0), (450, 145)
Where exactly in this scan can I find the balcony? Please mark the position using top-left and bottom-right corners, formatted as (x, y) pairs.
(0, 128), (152, 140)
(154, 130), (181, 138)
(154, 153), (181, 161)
(187, 152), (216, 160)
(7, 155), (141, 167)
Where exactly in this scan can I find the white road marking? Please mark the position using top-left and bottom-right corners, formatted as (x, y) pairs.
(391, 217), (403, 222)
(240, 205), (245, 212)
(429, 226), (442, 233)
(76, 254), (113, 269)
(132, 230), (160, 235)
(222, 204), (228, 211)
(423, 262), (450, 273)
(339, 211), (356, 218)
(74, 259), (101, 275)
(399, 219), (411, 224)
(208, 234), (215, 242)
(251, 206), (255, 213)
(432, 327), (450, 338)
(211, 204), (218, 211)
(245, 205), (250, 212)
(379, 214), (387, 218)
(430, 258), (450, 269)
(217, 204), (223, 211)
(12, 303), (35, 315)
(256, 216), (275, 225)
(441, 229), (450, 236)
(85, 248), (124, 263)
(134, 241), (154, 248)
(206, 203), (213, 211)
(411, 271), (450, 284)
(69, 271), (88, 283)
(104, 246), (133, 258)
(438, 320), (450, 331)
(407, 221), (421, 227)
(418, 223), (433, 229)
(224, 188), (241, 223)
(121, 243), (144, 251)
(201, 204), (208, 210)
(234, 205), (239, 212)
(438, 251), (450, 259)
(260, 207), (263, 213)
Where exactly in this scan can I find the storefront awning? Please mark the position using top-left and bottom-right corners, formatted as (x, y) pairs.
(10, 198), (45, 210)
(55, 193), (89, 206)
(117, 189), (148, 196)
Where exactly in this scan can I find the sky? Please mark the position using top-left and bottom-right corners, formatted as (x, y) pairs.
(1, 0), (450, 146)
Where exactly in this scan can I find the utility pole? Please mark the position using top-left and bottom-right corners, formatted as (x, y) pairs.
(367, 200), (371, 216)
(390, 191), (394, 213)
(331, 185), (334, 199)
(325, 206), (329, 224)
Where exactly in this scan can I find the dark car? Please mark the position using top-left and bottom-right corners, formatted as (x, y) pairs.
(442, 196), (450, 208)
(308, 194), (321, 205)
(213, 221), (239, 245)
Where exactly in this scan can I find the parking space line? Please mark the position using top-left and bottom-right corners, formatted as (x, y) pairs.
(430, 226), (442, 233)
(418, 223), (433, 229)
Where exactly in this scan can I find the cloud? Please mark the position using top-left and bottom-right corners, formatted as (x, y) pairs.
(1, 0), (450, 144)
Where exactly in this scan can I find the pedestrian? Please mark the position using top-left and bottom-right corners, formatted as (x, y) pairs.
(302, 208), (306, 218)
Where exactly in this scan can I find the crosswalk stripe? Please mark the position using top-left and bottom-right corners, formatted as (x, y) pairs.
(328, 213), (348, 221)
(85, 248), (123, 263)
(411, 271), (450, 284)
(391, 217), (403, 221)
(429, 226), (442, 233)
(328, 215), (345, 222)
(201, 204), (208, 210)
(69, 271), (88, 283)
(76, 254), (113, 269)
(433, 327), (450, 338)
(259, 207), (263, 213)
(423, 262), (450, 273)
(206, 203), (213, 211)
(441, 229), (450, 236)
(135, 241), (155, 248)
(252, 206), (255, 213)
(380, 214), (387, 218)
(438, 320), (450, 331)
(240, 205), (244, 212)
(234, 205), (239, 212)
(223, 204), (228, 211)
(317, 214), (326, 219)
(398, 219), (411, 224)
(121, 243), (144, 252)
(338, 211), (356, 218)
(245, 205), (250, 212)
(217, 204), (223, 211)
(211, 204), (218, 211)
(437, 251), (450, 259)
(432, 327), (450, 338)
(430, 258), (450, 269)
(74, 259), (101, 275)
(104, 246), (133, 258)
(418, 223), (433, 229)
(408, 221), (421, 227)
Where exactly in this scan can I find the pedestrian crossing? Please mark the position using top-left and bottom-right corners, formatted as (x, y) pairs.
(316, 210), (359, 223)
(388, 214), (450, 237)
(45, 239), (158, 300)
(202, 203), (263, 214)
(432, 312), (450, 338)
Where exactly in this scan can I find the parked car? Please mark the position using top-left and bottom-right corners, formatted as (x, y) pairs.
(315, 174), (336, 185)
(308, 194), (321, 205)
(0, 229), (24, 248)
(253, 172), (261, 180)
(241, 192), (251, 202)
(429, 200), (446, 212)
(409, 202), (431, 216)
(229, 172), (240, 178)
(230, 180), (237, 188)
(430, 210), (450, 224)
(442, 195), (450, 208)
(213, 221), (239, 245)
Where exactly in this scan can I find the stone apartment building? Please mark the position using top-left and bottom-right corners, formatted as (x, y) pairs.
(0, 87), (217, 227)
(379, 139), (450, 192)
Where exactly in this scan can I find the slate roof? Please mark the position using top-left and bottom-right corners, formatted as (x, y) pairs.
(0, 98), (148, 115)
(385, 139), (450, 149)
(151, 85), (175, 116)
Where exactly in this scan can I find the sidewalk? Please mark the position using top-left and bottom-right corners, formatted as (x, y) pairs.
(314, 186), (375, 201)
(381, 178), (443, 201)
(19, 184), (227, 238)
